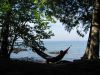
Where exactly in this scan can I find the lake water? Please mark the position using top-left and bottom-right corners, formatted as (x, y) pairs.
(11, 41), (87, 62)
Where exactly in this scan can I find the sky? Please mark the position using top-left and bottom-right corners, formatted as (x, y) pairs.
(44, 20), (89, 41)
(29, 20), (89, 41)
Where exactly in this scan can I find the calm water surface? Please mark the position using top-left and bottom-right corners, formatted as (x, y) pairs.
(11, 41), (88, 61)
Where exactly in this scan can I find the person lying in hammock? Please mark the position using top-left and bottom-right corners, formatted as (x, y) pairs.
(31, 45), (71, 63)
(46, 49), (70, 63)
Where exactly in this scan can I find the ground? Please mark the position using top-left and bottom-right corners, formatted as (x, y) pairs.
(0, 59), (100, 75)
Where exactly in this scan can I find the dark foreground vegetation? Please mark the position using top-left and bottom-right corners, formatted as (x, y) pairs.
(0, 59), (100, 75)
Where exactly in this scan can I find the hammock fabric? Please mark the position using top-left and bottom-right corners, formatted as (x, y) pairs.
(31, 46), (70, 63)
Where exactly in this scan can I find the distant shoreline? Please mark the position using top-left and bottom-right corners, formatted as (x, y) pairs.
(43, 40), (87, 42)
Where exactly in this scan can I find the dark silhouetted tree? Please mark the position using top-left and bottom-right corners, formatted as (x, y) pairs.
(0, 0), (54, 59)
(45, 0), (100, 60)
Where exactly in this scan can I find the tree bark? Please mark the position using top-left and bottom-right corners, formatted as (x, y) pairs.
(0, 0), (13, 59)
(82, 0), (100, 60)
(8, 34), (17, 58)
(0, 12), (11, 59)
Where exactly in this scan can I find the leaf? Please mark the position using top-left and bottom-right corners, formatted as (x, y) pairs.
(34, 0), (38, 4)
(41, 0), (46, 4)
(1, 2), (11, 12)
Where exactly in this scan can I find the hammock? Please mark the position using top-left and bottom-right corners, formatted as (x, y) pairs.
(31, 45), (71, 63)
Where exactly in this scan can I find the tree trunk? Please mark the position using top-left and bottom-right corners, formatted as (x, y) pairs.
(0, 12), (11, 59)
(8, 34), (17, 58)
(82, 0), (100, 60)
(0, 0), (13, 59)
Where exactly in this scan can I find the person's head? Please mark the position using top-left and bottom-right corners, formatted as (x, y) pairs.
(60, 50), (63, 54)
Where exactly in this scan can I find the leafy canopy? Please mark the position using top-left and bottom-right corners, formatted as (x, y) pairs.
(0, 0), (55, 51)
(45, 0), (94, 37)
